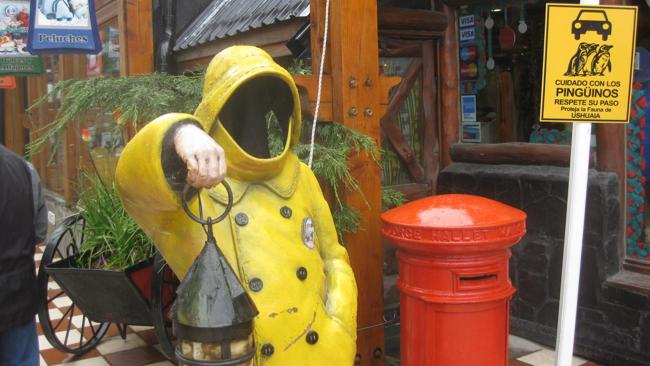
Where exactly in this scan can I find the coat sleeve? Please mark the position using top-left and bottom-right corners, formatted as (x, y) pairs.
(304, 166), (358, 338)
(115, 113), (201, 213)
(26, 162), (47, 244)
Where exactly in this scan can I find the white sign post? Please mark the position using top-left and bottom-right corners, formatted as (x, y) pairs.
(555, 1), (596, 364)
(540, 0), (636, 366)
(554, 120), (591, 366)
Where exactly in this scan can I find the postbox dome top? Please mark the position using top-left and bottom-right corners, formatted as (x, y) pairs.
(382, 194), (525, 228)
(381, 194), (526, 251)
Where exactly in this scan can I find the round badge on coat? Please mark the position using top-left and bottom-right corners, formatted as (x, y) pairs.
(302, 217), (315, 249)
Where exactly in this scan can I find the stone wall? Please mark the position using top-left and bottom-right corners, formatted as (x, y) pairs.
(438, 163), (650, 366)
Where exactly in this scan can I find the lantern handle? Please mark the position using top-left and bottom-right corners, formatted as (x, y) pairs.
(181, 181), (233, 226)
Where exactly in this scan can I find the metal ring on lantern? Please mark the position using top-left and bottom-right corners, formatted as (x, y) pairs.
(181, 181), (233, 226)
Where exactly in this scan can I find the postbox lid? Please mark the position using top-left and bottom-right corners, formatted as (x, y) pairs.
(381, 194), (526, 249)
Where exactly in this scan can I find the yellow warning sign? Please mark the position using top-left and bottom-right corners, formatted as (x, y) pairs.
(540, 4), (637, 123)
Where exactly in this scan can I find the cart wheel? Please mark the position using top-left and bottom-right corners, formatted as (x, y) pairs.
(151, 251), (179, 361)
(38, 215), (110, 355)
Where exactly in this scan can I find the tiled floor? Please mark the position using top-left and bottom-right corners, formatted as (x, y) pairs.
(34, 244), (601, 366)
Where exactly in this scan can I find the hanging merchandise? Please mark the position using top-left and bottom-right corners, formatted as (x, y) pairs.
(0, 1), (43, 74)
(485, 11), (495, 70)
(27, 0), (102, 54)
(498, 7), (516, 51)
(518, 0), (528, 34)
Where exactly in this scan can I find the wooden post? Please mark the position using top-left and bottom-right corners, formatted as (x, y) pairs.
(439, 4), (460, 168)
(421, 40), (440, 193)
(597, 0), (628, 259)
(326, 1), (385, 364)
(124, 0), (154, 75)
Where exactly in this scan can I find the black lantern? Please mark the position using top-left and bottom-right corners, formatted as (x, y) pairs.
(173, 183), (258, 366)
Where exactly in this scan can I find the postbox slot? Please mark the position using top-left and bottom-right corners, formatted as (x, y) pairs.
(456, 272), (500, 291)
(459, 274), (497, 283)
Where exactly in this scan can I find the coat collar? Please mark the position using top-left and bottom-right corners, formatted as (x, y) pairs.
(207, 153), (301, 205)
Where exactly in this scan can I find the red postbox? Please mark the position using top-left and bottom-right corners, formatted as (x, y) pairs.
(381, 194), (526, 366)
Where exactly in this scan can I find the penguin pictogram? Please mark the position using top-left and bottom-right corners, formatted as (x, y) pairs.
(565, 43), (599, 76)
(565, 43), (613, 76)
(565, 42), (590, 76)
(591, 44), (613, 76)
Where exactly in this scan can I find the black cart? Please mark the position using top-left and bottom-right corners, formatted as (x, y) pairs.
(38, 214), (179, 360)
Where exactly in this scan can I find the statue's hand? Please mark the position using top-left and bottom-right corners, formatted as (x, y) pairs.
(174, 124), (226, 188)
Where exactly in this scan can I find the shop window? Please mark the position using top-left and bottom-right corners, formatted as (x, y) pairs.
(457, 0), (597, 145)
(42, 56), (65, 196)
(86, 22), (120, 78)
(83, 19), (123, 183)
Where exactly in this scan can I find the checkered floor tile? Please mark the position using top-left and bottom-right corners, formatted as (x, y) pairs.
(34, 244), (601, 366)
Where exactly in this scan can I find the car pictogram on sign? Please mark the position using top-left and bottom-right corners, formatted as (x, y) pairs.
(572, 10), (612, 41)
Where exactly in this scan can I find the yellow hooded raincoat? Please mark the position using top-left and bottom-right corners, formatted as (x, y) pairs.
(115, 46), (357, 365)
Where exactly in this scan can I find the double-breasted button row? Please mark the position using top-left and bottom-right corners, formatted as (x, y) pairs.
(247, 268), (306, 294)
(235, 212), (248, 226)
(280, 206), (292, 218)
(306, 331), (319, 345)
(296, 267), (308, 281)
(249, 277), (263, 292)
(260, 331), (318, 359)
(235, 206), (292, 227)
(261, 343), (274, 356)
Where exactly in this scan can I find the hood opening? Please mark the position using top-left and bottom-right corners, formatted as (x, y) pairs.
(218, 76), (294, 159)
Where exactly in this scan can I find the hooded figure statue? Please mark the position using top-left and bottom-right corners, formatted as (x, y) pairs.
(116, 46), (358, 365)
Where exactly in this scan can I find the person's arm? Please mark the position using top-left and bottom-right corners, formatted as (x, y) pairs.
(305, 166), (358, 338)
(116, 113), (226, 214)
(26, 162), (47, 244)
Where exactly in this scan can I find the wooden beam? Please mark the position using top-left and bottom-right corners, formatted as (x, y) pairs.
(496, 71), (517, 142)
(378, 29), (444, 39)
(380, 59), (425, 182)
(598, 0), (628, 261)
(381, 59), (422, 127)
(385, 183), (431, 202)
(378, 7), (448, 33)
(421, 41), (440, 193)
(381, 119), (425, 181)
(124, 0), (154, 75)
(96, 0), (118, 24)
(379, 44), (421, 57)
(310, 0), (330, 75)
(294, 74), (400, 122)
(439, 4), (459, 168)
(328, 0), (385, 364)
(3, 87), (20, 154)
(450, 142), (597, 167)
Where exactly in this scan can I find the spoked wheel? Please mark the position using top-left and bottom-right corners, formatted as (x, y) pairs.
(151, 251), (180, 361)
(37, 215), (110, 355)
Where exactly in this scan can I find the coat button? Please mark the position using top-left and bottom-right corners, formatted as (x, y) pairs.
(235, 213), (248, 226)
(249, 278), (263, 292)
(296, 267), (308, 281)
(280, 206), (292, 218)
(261, 343), (274, 356)
(306, 330), (319, 345)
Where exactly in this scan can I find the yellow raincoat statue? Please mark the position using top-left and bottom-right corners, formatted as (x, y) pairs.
(116, 46), (358, 365)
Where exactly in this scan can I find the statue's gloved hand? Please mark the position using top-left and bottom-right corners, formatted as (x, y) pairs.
(174, 124), (226, 188)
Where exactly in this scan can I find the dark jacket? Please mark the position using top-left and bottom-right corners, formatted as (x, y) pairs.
(0, 145), (42, 332)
